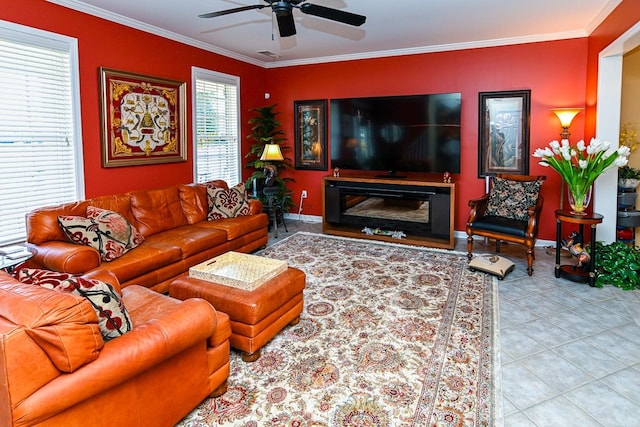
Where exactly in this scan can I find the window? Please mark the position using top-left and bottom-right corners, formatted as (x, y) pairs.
(192, 67), (241, 185)
(0, 21), (83, 245)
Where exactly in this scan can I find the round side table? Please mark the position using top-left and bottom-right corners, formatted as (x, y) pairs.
(554, 210), (603, 287)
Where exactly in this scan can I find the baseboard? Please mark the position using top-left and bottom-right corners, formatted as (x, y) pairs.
(283, 213), (322, 223)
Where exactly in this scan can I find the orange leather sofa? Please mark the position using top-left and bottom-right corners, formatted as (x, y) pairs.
(0, 269), (231, 427)
(24, 180), (269, 294)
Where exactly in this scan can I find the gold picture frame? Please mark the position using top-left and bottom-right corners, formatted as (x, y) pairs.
(99, 68), (187, 167)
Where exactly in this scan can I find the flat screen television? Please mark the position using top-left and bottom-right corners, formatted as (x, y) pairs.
(330, 92), (461, 176)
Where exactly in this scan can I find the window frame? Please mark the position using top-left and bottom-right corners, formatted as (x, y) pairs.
(0, 20), (83, 245)
(191, 66), (242, 185)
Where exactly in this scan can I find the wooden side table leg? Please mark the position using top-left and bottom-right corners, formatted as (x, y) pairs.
(555, 217), (562, 278)
(589, 224), (597, 287)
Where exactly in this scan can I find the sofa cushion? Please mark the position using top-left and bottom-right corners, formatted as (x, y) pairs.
(89, 242), (183, 284)
(130, 186), (189, 236)
(206, 183), (250, 220)
(0, 272), (103, 372)
(57, 207), (145, 262)
(485, 177), (543, 221)
(143, 225), (228, 258)
(197, 213), (269, 240)
(57, 277), (132, 341)
(179, 183), (209, 224)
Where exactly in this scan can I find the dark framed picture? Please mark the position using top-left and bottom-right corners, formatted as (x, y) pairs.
(99, 67), (187, 167)
(294, 99), (328, 170)
(478, 90), (531, 177)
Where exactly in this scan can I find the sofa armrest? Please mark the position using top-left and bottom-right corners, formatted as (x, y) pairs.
(25, 241), (101, 274)
(248, 199), (263, 215)
(15, 287), (217, 424)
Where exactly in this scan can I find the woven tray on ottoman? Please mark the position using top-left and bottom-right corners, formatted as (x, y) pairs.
(169, 266), (306, 362)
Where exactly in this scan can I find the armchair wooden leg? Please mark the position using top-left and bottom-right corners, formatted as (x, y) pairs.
(467, 236), (474, 260)
(495, 240), (501, 253)
(526, 246), (534, 276)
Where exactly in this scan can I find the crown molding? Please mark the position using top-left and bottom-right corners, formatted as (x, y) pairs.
(46, 0), (265, 67)
(585, 0), (623, 35)
(47, 0), (591, 70)
(264, 31), (588, 68)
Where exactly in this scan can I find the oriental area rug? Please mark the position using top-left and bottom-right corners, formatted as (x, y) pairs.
(177, 232), (499, 426)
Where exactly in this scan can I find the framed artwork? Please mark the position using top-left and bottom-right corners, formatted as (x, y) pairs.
(478, 90), (531, 177)
(99, 67), (187, 167)
(294, 99), (328, 170)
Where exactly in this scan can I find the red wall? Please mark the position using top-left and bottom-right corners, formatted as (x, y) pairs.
(266, 40), (589, 240)
(2, 0), (266, 196)
(4, 0), (640, 242)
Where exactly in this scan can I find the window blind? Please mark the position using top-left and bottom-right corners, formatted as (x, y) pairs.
(192, 67), (241, 186)
(0, 23), (82, 245)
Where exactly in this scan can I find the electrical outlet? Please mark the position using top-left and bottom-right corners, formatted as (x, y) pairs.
(301, 190), (308, 198)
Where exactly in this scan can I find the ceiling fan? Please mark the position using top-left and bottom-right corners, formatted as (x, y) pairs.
(199, 0), (366, 38)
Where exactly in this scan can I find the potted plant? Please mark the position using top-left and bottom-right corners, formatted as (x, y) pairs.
(593, 241), (640, 290)
(244, 104), (294, 210)
(618, 165), (640, 190)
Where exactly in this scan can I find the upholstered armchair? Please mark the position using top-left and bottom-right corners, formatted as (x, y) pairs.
(466, 174), (546, 275)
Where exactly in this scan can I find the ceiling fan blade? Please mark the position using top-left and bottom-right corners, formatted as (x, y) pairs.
(198, 5), (266, 19)
(300, 3), (366, 26)
(276, 9), (297, 37)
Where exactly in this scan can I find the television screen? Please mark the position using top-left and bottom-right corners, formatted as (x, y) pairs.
(330, 93), (461, 175)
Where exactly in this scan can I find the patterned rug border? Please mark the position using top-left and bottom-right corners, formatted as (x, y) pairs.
(266, 231), (504, 426)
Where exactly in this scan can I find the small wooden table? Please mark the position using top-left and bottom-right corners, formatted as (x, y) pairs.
(554, 210), (603, 287)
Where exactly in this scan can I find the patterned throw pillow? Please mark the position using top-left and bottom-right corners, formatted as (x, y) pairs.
(57, 277), (132, 341)
(58, 206), (145, 262)
(15, 268), (73, 289)
(485, 177), (543, 221)
(206, 183), (251, 220)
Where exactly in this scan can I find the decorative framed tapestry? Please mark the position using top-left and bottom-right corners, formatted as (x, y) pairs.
(99, 68), (187, 167)
(294, 99), (328, 170)
(478, 90), (531, 177)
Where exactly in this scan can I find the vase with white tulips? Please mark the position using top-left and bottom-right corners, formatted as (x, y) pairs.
(532, 138), (630, 215)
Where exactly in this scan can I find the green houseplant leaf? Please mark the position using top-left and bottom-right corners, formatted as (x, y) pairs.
(593, 241), (640, 290)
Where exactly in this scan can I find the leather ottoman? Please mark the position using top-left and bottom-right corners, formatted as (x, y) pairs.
(169, 267), (306, 362)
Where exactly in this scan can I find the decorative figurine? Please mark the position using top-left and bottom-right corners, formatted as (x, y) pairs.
(561, 231), (591, 268)
(333, 167), (340, 177)
(443, 171), (452, 183)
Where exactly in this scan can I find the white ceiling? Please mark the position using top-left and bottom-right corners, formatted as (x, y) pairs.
(49, 0), (621, 68)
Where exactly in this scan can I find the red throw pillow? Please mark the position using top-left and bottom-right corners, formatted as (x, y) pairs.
(15, 268), (73, 289)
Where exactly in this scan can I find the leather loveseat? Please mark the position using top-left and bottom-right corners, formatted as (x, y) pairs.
(24, 180), (269, 294)
(0, 269), (231, 427)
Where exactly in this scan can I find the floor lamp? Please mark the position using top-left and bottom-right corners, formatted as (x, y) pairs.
(546, 108), (583, 256)
(260, 143), (286, 237)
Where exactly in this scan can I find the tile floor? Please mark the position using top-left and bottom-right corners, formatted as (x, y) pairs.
(270, 217), (640, 427)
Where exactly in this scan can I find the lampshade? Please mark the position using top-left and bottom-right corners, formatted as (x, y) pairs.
(260, 143), (284, 161)
(551, 108), (583, 128)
